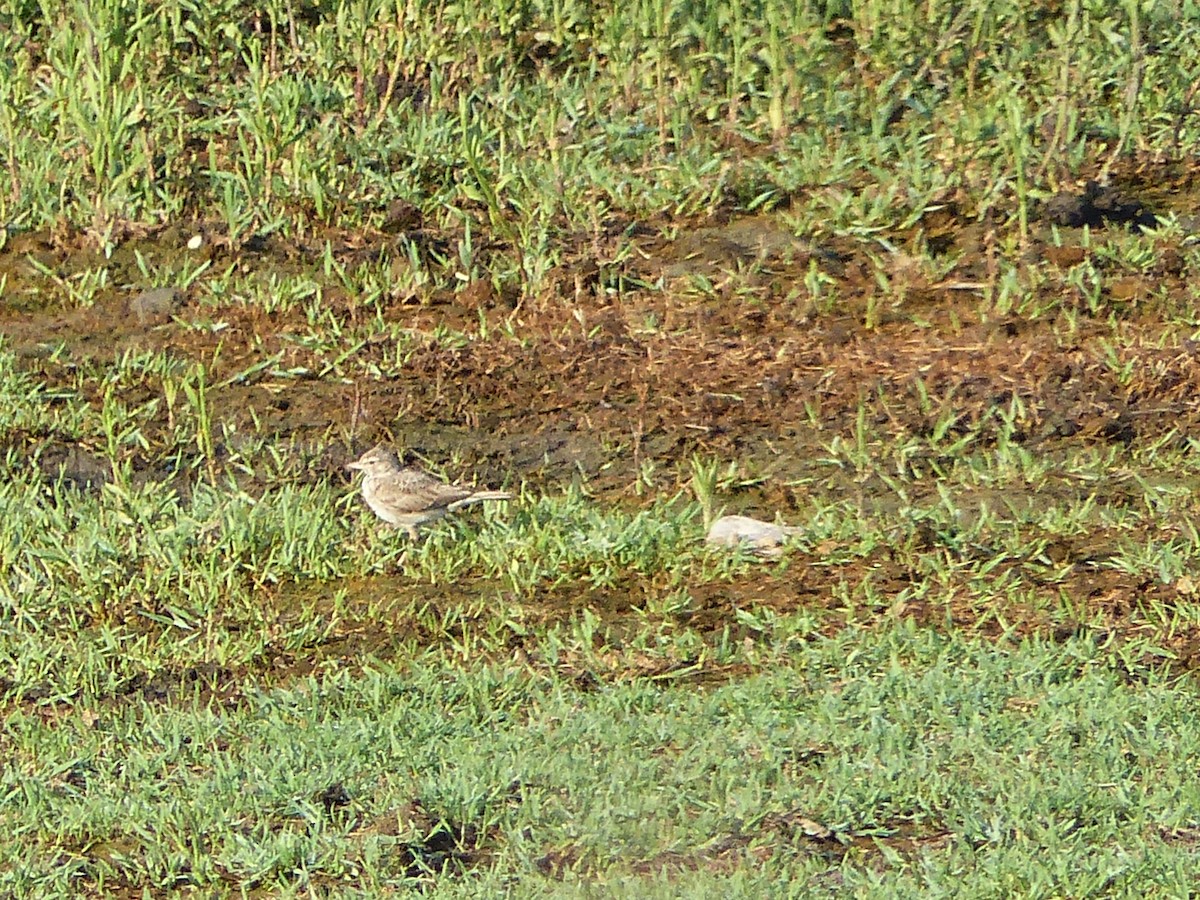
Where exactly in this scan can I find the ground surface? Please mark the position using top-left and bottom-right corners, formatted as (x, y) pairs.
(6, 0), (1200, 895)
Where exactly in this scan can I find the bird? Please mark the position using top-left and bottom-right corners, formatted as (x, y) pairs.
(346, 445), (511, 539)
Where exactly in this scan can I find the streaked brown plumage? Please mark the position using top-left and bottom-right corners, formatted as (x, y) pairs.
(346, 445), (511, 539)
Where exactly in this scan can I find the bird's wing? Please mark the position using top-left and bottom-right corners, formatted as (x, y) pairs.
(373, 468), (475, 512)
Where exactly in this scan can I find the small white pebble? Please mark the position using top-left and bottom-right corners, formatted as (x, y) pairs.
(705, 515), (801, 557)
(187, 233), (204, 250)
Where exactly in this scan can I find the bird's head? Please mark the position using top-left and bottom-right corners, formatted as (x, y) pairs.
(346, 445), (402, 476)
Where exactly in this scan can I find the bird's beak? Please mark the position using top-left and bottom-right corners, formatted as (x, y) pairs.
(346, 460), (364, 471)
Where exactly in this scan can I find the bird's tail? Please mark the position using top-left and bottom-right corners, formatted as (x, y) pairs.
(448, 490), (512, 511)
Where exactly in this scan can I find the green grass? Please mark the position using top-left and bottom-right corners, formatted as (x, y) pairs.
(4, 625), (1200, 896)
(5, 321), (1200, 889)
(5, 0), (1200, 893)
(0, 0), (1190, 269)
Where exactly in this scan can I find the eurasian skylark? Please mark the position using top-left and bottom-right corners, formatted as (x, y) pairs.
(346, 445), (511, 539)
